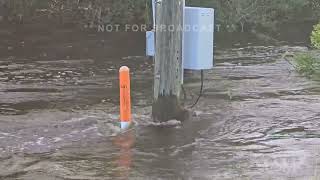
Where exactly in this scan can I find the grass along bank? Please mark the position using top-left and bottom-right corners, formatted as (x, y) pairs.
(294, 52), (320, 78)
(292, 22), (320, 79)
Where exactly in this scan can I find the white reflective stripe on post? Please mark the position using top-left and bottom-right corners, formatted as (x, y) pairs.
(121, 122), (131, 130)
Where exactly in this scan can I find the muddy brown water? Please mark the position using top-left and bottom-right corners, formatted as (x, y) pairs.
(0, 45), (320, 179)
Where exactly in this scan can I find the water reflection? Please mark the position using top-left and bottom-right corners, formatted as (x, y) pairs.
(112, 130), (135, 179)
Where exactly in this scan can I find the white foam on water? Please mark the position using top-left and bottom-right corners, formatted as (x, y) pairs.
(148, 120), (182, 127)
(81, 126), (98, 133)
(0, 132), (20, 138)
(170, 142), (198, 156)
(62, 115), (97, 124)
(36, 137), (45, 145)
(97, 121), (121, 137)
(53, 137), (63, 143)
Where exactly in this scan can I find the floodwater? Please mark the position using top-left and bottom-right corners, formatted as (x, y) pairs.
(0, 44), (320, 179)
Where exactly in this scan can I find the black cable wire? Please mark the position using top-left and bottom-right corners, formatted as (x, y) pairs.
(189, 70), (204, 108)
(181, 84), (187, 100)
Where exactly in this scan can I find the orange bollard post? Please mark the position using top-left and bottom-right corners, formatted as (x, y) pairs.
(119, 66), (132, 130)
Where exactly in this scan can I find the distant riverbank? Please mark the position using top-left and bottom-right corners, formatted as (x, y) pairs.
(0, 18), (317, 62)
(0, 23), (145, 61)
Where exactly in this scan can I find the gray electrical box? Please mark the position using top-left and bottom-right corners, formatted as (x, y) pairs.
(183, 7), (214, 70)
(146, 6), (215, 70)
(146, 31), (155, 56)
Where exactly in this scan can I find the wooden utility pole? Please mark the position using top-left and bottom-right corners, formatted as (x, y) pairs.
(152, 0), (187, 122)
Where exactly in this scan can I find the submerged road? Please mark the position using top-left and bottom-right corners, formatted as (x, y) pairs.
(0, 46), (319, 179)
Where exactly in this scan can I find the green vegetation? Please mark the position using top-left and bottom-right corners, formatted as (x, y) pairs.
(311, 23), (320, 49)
(188, 0), (311, 31)
(1, 0), (320, 31)
(293, 22), (320, 78)
(0, 0), (147, 26)
(294, 52), (320, 77)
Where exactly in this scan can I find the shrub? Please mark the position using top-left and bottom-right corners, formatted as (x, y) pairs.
(294, 53), (320, 76)
(311, 23), (320, 49)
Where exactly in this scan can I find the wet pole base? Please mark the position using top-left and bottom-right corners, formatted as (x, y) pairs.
(152, 95), (190, 122)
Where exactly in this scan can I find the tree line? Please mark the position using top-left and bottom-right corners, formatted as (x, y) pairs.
(0, 0), (319, 30)
(0, 0), (146, 27)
